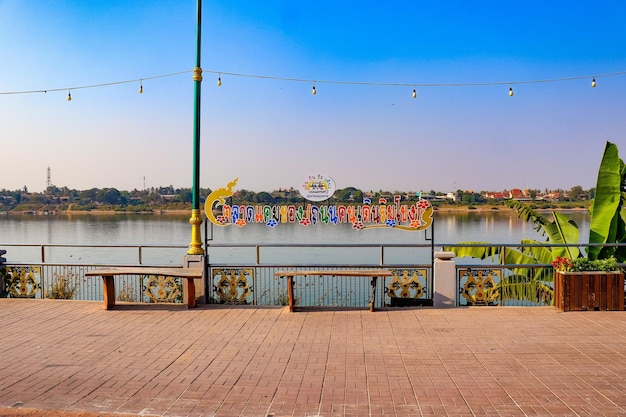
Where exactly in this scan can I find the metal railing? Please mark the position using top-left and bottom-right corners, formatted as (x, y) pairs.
(447, 243), (626, 307)
(205, 242), (434, 266)
(207, 264), (432, 309)
(0, 243), (188, 265)
(2, 242), (624, 308)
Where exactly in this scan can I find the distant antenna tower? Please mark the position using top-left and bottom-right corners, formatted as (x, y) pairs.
(47, 166), (52, 189)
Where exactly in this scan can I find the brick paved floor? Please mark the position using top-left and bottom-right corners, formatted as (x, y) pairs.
(1, 299), (626, 416)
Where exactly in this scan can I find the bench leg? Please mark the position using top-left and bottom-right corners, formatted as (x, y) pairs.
(369, 277), (377, 312)
(185, 278), (197, 309)
(102, 276), (116, 310)
(287, 277), (294, 312)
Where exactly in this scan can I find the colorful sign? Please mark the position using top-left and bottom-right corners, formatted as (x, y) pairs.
(299, 173), (336, 202)
(205, 178), (433, 231)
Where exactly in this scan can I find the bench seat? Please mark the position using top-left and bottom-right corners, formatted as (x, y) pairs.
(86, 267), (204, 310)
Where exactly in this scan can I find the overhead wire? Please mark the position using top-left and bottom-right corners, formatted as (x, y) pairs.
(1, 69), (625, 96)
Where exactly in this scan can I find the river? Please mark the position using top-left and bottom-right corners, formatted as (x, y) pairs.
(0, 210), (591, 265)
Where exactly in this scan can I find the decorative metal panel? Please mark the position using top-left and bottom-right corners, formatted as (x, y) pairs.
(4, 266), (41, 298)
(385, 268), (430, 307)
(212, 268), (254, 304)
(459, 268), (501, 306)
(142, 274), (183, 303)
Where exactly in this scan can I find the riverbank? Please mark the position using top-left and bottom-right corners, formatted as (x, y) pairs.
(1, 202), (589, 216)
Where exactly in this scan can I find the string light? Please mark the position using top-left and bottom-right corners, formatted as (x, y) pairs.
(509, 87), (514, 97)
(200, 69), (626, 89)
(312, 85), (317, 95)
(139, 80), (143, 94)
(0, 70), (191, 96)
(67, 90), (72, 101)
(1, 68), (625, 98)
(217, 76), (222, 87)
(412, 89), (417, 99)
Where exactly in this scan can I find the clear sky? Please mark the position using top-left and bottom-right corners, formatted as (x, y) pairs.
(1, 1), (625, 194)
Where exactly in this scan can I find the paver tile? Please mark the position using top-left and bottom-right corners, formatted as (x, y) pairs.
(2, 300), (626, 416)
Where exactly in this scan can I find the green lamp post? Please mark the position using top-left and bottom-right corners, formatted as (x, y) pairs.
(188, 0), (204, 255)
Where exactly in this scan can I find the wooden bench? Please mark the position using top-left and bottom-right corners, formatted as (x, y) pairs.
(274, 269), (393, 312)
(85, 267), (204, 310)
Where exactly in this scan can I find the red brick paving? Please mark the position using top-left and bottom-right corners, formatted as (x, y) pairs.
(1, 299), (626, 416)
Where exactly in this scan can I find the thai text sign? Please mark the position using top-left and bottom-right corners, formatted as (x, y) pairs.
(205, 178), (433, 231)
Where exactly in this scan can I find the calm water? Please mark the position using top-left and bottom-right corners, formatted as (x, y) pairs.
(0, 210), (590, 265)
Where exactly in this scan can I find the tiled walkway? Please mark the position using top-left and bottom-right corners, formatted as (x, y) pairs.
(1, 299), (626, 417)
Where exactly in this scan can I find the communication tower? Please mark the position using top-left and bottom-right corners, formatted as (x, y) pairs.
(47, 166), (52, 190)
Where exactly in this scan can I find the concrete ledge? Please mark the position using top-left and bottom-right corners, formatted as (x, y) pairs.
(435, 251), (456, 260)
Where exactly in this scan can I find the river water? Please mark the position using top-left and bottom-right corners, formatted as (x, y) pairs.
(0, 210), (590, 265)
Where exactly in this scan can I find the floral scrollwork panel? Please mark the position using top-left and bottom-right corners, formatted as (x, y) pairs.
(386, 269), (427, 299)
(460, 269), (501, 306)
(5, 266), (42, 298)
(142, 274), (183, 303)
(213, 268), (254, 304)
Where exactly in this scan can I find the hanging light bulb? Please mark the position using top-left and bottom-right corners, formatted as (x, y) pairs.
(591, 78), (596, 88)
(67, 90), (72, 101)
(508, 87), (514, 97)
(217, 76), (222, 87)
(412, 89), (417, 99)
(312, 85), (317, 95)
(139, 80), (143, 94)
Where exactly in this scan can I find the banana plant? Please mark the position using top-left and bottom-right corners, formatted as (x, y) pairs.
(445, 141), (625, 304)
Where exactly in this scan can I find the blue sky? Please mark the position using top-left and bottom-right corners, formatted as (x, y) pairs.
(1, 1), (625, 194)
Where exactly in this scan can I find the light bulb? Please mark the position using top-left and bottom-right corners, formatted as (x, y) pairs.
(591, 78), (596, 88)
(312, 85), (317, 95)
(217, 76), (222, 87)
(139, 83), (143, 94)
(67, 90), (72, 101)
(412, 89), (417, 99)
(508, 87), (514, 97)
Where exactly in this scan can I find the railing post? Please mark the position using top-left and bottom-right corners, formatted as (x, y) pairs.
(433, 251), (457, 308)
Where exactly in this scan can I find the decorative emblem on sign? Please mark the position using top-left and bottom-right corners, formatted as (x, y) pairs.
(299, 174), (336, 202)
(204, 178), (433, 232)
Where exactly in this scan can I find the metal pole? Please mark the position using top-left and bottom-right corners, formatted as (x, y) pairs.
(188, 0), (204, 255)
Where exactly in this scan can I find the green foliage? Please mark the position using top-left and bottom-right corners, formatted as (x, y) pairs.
(445, 143), (623, 263)
(504, 200), (580, 259)
(570, 257), (618, 272)
(588, 141), (626, 260)
(499, 274), (553, 305)
(446, 141), (626, 305)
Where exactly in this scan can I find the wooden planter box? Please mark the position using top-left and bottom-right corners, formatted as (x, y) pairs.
(554, 270), (624, 311)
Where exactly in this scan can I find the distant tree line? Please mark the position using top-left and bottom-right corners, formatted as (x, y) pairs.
(0, 184), (594, 213)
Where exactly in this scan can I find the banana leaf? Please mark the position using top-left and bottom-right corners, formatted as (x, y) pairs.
(551, 212), (580, 259)
(498, 274), (553, 305)
(518, 239), (553, 264)
(444, 243), (539, 265)
(505, 201), (579, 258)
(588, 141), (624, 260)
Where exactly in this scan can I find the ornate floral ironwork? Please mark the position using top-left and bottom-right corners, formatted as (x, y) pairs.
(386, 269), (427, 299)
(213, 268), (254, 304)
(142, 274), (182, 303)
(5, 266), (41, 298)
(460, 268), (500, 306)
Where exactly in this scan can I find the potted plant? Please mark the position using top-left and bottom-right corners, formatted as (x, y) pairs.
(552, 256), (624, 311)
